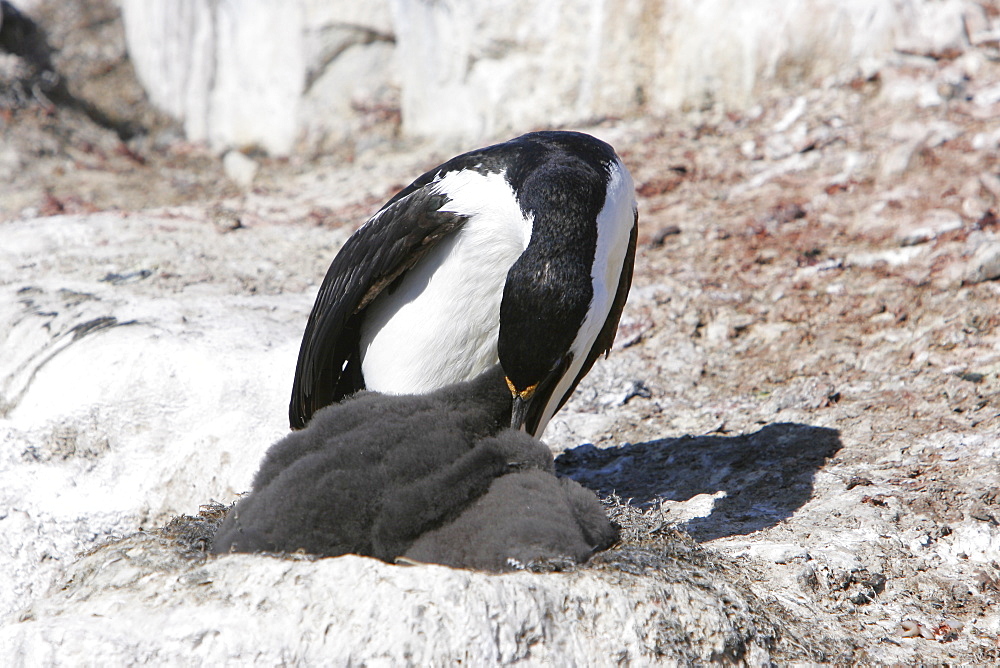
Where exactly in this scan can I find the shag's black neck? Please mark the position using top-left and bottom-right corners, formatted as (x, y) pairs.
(497, 135), (614, 393)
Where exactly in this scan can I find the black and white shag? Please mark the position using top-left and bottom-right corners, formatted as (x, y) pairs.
(289, 130), (638, 435)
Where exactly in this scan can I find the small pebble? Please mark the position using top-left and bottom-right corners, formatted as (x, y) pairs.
(900, 620), (935, 639)
(966, 242), (1000, 283)
(846, 476), (872, 490)
(223, 150), (259, 188)
(648, 225), (681, 248)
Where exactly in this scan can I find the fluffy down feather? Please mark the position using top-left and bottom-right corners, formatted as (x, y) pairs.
(212, 365), (615, 570)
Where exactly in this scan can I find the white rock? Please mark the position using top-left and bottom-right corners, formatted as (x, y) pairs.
(0, 145), (23, 182)
(119, 1), (301, 154)
(118, 0), (989, 149)
(544, 410), (618, 452)
(661, 491), (728, 523)
(877, 140), (922, 180)
(935, 524), (1000, 564)
(0, 212), (340, 619)
(898, 209), (963, 246)
(974, 82), (1000, 107)
(893, 0), (978, 56)
(222, 150), (259, 187)
(981, 172), (1000, 202)
(772, 96), (807, 133)
(119, 0), (394, 155)
(299, 39), (398, 150)
(0, 534), (779, 665)
(888, 120), (963, 147)
(972, 128), (1000, 151)
(966, 242), (1000, 283)
(847, 247), (926, 268)
(388, 0), (908, 140)
(878, 71), (944, 109)
(733, 543), (811, 565)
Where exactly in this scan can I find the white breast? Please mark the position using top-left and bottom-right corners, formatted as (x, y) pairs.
(359, 169), (532, 395)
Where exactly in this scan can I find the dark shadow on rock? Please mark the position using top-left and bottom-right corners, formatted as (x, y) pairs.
(0, 0), (145, 139)
(555, 423), (841, 542)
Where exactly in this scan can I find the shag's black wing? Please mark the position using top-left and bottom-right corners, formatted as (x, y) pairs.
(289, 184), (468, 429)
(523, 210), (638, 435)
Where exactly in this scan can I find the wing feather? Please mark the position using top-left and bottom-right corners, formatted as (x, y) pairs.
(289, 185), (467, 429)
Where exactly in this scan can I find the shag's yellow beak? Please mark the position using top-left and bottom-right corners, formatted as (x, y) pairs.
(506, 378), (537, 431)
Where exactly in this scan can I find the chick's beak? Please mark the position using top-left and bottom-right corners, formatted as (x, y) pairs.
(506, 377), (537, 431)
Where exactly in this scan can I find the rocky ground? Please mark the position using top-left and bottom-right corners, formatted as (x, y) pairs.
(566, 49), (1000, 663)
(561, 50), (1000, 662)
(3, 3), (1000, 664)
